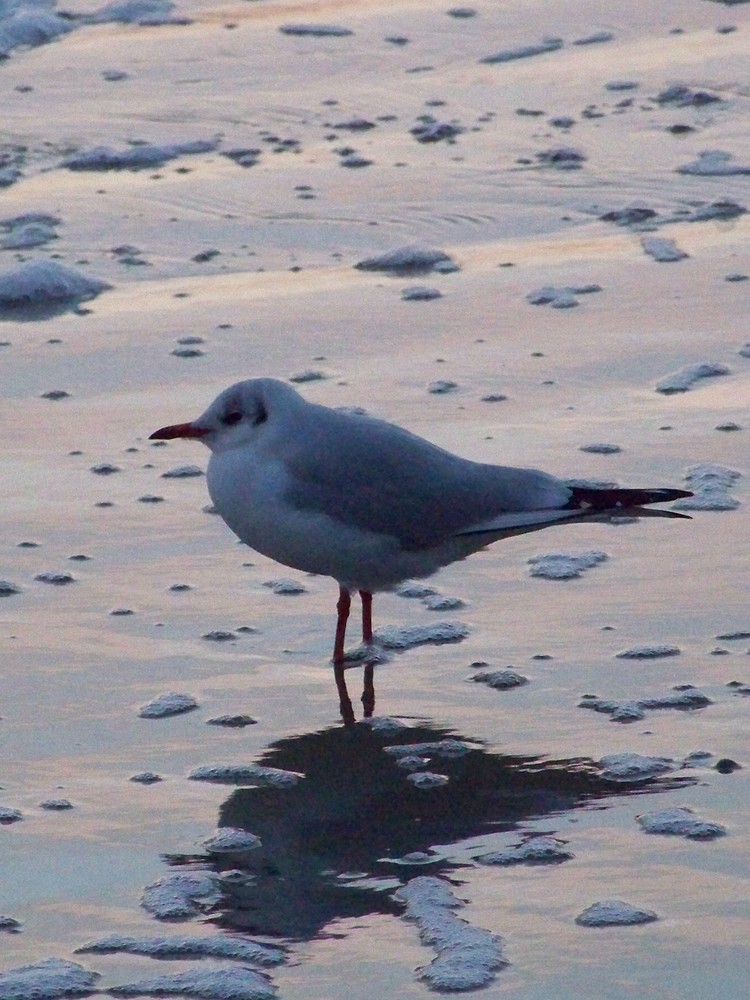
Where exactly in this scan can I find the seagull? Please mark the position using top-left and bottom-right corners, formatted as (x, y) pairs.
(150, 377), (691, 671)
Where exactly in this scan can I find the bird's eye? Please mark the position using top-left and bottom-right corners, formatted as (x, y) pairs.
(222, 411), (243, 426)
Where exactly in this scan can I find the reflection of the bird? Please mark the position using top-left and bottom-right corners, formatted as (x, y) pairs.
(168, 720), (693, 940)
(334, 659), (375, 724)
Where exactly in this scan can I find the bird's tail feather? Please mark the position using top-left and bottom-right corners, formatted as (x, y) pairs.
(618, 505), (691, 520)
(457, 488), (692, 539)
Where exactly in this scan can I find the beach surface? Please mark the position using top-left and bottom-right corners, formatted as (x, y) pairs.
(1, 2), (748, 998)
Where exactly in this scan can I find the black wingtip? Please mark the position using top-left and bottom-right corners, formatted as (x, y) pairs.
(647, 488), (693, 502)
(567, 486), (693, 511)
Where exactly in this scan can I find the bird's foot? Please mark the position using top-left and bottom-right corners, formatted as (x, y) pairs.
(337, 641), (389, 667)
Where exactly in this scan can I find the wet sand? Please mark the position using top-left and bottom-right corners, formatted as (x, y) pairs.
(1, 1), (749, 998)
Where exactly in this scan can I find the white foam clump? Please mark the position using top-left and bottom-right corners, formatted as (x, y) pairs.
(188, 763), (303, 787)
(162, 465), (204, 478)
(141, 871), (222, 920)
(575, 900), (658, 927)
(262, 578), (307, 594)
(1, 215), (59, 249)
(0, 165), (22, 188)
(402, 285), (442, 301)
(384, 739), (472, 760)
(394, 876), (507, 992)
(656, 84), (720, 107)
(382, 851), (437, 866)
(423, 594), (464, 610)
(395, 755), (431, 771)
(130, 771), (162, 784)
(477, 836), (572, 866)
(376, 622), (469, 649)
(358, 715), (409, 735)
(528, 550), (607, 580)
(0, 958), (99, 999)
(642, 688), (711, 709)
(408, 772), (449, 789)
(341, 641), (392, 666)
(279, 22), (352, 36)
(582, 689), (709, 722)
(202, 630), (238, 642)
(87, 0), (188, 26)
(35, 570), (75, 585)
(655, 362), (730, 393)
(40, 798), (73, 810)
(172, 345), (205, 358)
(76, 933), (284, 966)
(138, 692), (198, 718)
(63, 140), (217, 171)
(676, 150), (750, 176)
(203, 828), (262, 854)
(0, 260), (110, 306)
(716, 628), (750, 641)
(597, 753), (676, 782)
(396, 581), (438, 598)
(0, 1), (73, 58)
(535, 146), (586, 169)
(583, 698), (646, 721)
(526, 283), (600, 308)
(575, 30), (613, 45)
(288, 368), (328, 383)
(636, 806), (726, 840)
(471, 668), (528, 690)
(354, 245), (458, 274)
(641, 236), (689, 262)
(206, 714), (256, 728)
(110, 966), (274, 1000)
(673, 464), (741, 511)
(686, 200), (747, 223)
(579, 442), (621, 454)
(480, 37), (562, 64)
(615, 644), (680, 659)
(427, 379), (459, 394)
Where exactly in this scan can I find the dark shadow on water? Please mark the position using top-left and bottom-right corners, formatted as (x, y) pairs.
(166, 719), (695, 940)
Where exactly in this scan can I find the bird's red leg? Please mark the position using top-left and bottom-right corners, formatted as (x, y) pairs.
(333, 585), (351, 665)
(359, 590), (375, 716)
(333, 585), (355, 725)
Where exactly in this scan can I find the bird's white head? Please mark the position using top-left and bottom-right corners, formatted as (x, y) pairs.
(149, 378), (300, 453)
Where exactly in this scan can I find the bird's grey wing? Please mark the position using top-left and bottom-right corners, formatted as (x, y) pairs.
(457, 508), (589, 534)
(280, 406), (569, 550)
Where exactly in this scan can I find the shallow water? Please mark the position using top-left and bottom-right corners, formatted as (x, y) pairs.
(1, 1), (749, 997)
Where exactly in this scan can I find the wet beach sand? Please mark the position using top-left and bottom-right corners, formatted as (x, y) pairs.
(1, 1), (749, 998)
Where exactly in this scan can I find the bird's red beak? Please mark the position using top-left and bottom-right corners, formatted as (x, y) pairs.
(149, 421), (209, 441)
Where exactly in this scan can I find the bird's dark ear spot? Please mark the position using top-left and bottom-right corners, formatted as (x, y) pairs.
(252, 401), (268, 427)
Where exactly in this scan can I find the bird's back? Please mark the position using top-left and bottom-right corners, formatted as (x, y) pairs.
(279, 402), (569, 551)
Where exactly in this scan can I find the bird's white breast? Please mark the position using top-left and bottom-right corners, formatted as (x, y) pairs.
(206, 443), (484, 592)
(207, 446), (394, 588)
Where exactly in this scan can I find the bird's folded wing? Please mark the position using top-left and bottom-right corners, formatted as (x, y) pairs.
(456, 508), (585, 536)
(282, 408), (570, 550)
